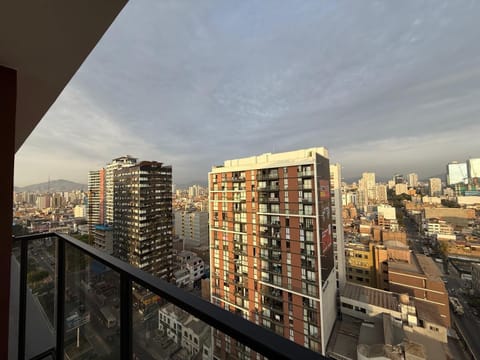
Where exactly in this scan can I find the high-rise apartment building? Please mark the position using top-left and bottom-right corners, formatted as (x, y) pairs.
(174, 210), (209, 248)
(35, 194), (51, 210)
(330, 163), (346, 290)
(113, 161), (173, 279)
(358, 172), (376, 211)
(394, 174), (405, 184)
(209, 148), (337, 356)
(395, 183), (408, 195)
(375, 184), (388, 203)
(105, 155), (137, 225)
(467, 158), (480, 180)
(408, 173), (418, 188)
(446, 161), (467, 186)
(87, 169), (105, 236)
(429, 178), (442, 197)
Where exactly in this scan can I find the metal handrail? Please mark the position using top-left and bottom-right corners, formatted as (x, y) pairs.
(13, 232), (324, 360)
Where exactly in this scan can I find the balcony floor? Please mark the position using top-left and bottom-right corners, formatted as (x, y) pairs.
(9, 255), (54, 359)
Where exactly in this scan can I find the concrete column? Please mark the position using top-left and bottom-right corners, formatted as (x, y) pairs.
(0, 65), (17, 359)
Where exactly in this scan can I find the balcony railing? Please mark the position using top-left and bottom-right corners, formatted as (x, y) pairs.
(12, 232), (323, 360)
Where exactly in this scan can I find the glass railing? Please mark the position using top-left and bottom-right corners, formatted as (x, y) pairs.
(12, 232), (324, 360)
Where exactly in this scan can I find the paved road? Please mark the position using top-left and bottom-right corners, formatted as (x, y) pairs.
(444, 263), (480, 360)
(404, 214), (477, 359)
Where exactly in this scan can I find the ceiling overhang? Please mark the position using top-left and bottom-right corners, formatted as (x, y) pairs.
(0, 0), (128, 152)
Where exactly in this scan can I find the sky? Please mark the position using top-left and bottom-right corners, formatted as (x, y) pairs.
(14, 0), (480, 187)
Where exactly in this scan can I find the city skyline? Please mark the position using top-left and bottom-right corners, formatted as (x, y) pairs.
(14, 0), (480, 186)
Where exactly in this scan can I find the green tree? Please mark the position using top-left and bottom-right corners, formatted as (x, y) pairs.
(438, 241), (449, 257)
(28, 270), (49, 283)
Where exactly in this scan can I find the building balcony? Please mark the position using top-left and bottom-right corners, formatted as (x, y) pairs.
(257, 173), (279, 181)
(258, 196), (280, 204)
(10, 232), (322, 360)
(231, 176), (246, 182)
(256, 185), (279, 192)
(299, 171), (313, 178)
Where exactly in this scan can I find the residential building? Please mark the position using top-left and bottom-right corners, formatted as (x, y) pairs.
(73, 205), (86, 218)
(341, 283), (448, 343)
(394, 183), (408, 196)
(358, 172), (376, 211)
(113, 161), (173, 279)
(387, 179), (395, 189)
(174, 210), (209, 248)
(375, 184), (388, 204)
(394, 174), (405, 184)
(386, 253), (450, 328)
(158, 303), (212, 360)
(87, 169), (105, 235)
(467, 158), (480, 181)
(105, 155), (137, 225)
(209, 148), (337, 355)
(428, 178), (442, 197)
(376, 204), (399, 231)
(447, 161), (467, 186)
(408, 173), (419, 188)
(330, 163), (346, 290)
(345, 243), (375, 287)
(174, 268), (193, 289)
(35, 194), (51, 210)
(93, 224), (113, 255)
(377, 205), (396, 222)
(177, 250), (205, 281)
(425, 219), (454, 238)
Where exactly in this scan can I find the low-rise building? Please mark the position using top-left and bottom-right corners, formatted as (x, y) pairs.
(158, 303), (212, 360)
(425, 218), (454, 238)
(386, 253), (450, 328)
(174, 269), (192, 288)
(175, 250), (206, 285)
(345, 243), (375, 287)
(93, 224), (113, 254)
(341, 283), (448, 344)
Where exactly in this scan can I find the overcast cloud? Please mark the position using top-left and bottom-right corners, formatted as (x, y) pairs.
(14, 0), (480, 186)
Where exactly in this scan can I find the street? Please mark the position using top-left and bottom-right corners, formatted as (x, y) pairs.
(444, 264), (480, 360)
(404, 214), (477, 360)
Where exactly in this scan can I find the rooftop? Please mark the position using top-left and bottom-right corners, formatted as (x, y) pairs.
(414, 299), (448, 328)
(211, 147), (329, 173)
(388, 252), (442, 281)
(341, 283), (399, 312)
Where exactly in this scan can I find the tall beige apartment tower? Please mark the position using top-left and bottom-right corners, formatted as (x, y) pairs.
(209, 148), (337, 356)
(330, 163), (346, 291)
(105, 155), (137, 225)
(87, 168), (105, 237)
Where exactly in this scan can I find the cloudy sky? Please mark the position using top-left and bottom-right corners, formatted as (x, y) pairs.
(14, 0), (480, 186)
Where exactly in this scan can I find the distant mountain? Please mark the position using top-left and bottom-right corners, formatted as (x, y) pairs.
(14, 179), (87, 193)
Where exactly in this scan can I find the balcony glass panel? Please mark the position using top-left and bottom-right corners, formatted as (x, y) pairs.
(64, 242), (121, 359)
(13, 233), (323, 360)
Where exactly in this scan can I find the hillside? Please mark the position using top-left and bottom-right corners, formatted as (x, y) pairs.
(14, 179), (87, 193)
